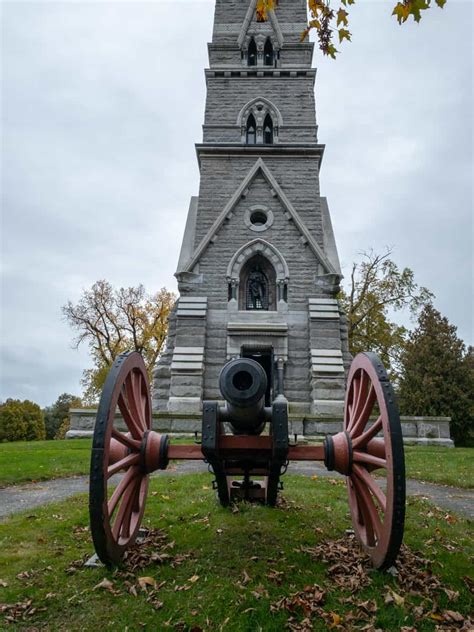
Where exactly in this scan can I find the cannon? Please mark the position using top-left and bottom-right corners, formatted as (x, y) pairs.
(89, 351), (405, 570)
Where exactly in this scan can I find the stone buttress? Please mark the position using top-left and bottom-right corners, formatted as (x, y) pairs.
(152, 0), (350, 418)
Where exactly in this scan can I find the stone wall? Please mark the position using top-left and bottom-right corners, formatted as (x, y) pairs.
(67, 408), (454, 446)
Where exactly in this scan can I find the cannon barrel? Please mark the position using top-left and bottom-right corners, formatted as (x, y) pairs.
(218, 358), (268, 435)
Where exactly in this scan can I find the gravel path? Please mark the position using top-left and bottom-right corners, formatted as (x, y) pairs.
(1, 460), (472, 519)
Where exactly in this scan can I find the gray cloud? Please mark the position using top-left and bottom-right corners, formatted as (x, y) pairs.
(1, 0), (472, 406)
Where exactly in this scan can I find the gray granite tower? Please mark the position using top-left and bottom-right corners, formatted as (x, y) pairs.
(153, 0), (350, 419)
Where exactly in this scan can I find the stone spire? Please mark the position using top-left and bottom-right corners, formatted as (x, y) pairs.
(153, 0), (350, 421)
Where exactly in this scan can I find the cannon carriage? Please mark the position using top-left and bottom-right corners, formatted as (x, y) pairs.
(89, 351), (405, 571)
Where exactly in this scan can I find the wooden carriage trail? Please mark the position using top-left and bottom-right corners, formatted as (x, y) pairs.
(1, 459), (472, 520)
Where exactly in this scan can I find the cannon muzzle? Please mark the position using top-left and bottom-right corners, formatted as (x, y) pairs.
(219, 358), (268, 435)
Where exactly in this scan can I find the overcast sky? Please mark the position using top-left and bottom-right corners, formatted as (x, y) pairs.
(1, 0), (472, 407)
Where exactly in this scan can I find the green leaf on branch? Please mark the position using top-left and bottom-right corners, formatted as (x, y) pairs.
(392, 2), (410, 24)
(336, 8), (349, 26)
(338, 28), (351, 43)
(325, 44), (338, 59)
(309, 18), (322, 30)
(409, 0), (431, 23)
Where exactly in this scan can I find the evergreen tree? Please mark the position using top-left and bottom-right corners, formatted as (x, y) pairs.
(44, 393), (82, 440)
(398, 305), (474, 445)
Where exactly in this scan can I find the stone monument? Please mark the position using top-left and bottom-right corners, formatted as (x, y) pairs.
(66, 0), (454, 445)
(153, 0), (351, 418)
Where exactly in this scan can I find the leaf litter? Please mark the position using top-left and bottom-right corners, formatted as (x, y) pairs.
(1, 528), (189, 626)
(271, 534), (473, 630)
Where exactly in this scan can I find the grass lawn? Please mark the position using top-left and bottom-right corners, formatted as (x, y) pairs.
(404, 446), (473, 489)
(0, 474), (472, 631)
(0, 439), (92, 487)
(1, 439), (473, 490)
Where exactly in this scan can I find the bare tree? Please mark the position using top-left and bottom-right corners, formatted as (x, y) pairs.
(63, 280), (175, 403)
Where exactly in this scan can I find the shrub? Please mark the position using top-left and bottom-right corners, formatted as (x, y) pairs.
(0, 399), (46, 442)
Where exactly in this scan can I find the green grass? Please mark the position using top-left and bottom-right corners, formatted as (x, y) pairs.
(0, 438), (193, 488)
(404, 445), (473, 488)
(0, 439), (92, 487)
(0, 474), (472, 631)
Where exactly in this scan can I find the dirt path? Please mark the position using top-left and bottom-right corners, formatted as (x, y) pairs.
(1, 460), (472, 520)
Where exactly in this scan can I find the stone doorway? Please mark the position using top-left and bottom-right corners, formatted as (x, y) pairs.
(241, 346), (274, 405)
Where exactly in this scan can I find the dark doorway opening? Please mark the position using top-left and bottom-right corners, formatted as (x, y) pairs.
(241, 346), (273, 406)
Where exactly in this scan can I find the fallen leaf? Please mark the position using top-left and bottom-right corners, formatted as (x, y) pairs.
(0, 580), (8, 587)
(443, 610), (464, 623)
(93, 578), (114, 592)
(384, 589), (404, 606)
(444, 513), (457, 524)
(138, 576), (157, 590)
(188, 575), (200, 584)
(329, 612), (342, 628)
(443, 588), (459, 601)
(429, 613), (444, 622)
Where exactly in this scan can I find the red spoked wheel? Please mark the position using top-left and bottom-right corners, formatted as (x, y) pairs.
(89, 352), (168, 567)
(324, 352), (405, 569)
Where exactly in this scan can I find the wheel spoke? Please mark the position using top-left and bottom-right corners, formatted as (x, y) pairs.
(352, 463), (387, 512)
(347, 372), (362, 429)
(348, 479), (363, 526)
(132, 370), (147, 429)
(124, 371), (147, 433)
(107, 453), (140, 479)
(107, 466), (140, 517)
(112, 476), (140, 539)
(348, 370), (367, 432)
(349, 384), (376, 437)
(351, 474), (382, 545)
(111, 427), (141, 451)
(352, 416), (382, 449)
(353, 450), (387, 470)
(118, 388), (143, 439)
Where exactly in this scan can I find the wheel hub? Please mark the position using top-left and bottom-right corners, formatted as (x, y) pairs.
(141, 430), (169, 473)
(324, 431), (353, 476)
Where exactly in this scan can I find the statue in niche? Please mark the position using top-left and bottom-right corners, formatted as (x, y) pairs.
(247, 267), (267, 309)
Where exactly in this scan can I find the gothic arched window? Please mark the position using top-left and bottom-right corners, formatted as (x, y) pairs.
(263, 114), (273, 144)
(246, 114), (257, 144)
(264, 38), (274, 66)
(248, 38), (257, 66)
(239, 254), (277, 311)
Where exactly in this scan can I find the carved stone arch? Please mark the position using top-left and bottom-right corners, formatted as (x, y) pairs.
(237, 97), (282, 144)
(226, 239), (289, 304)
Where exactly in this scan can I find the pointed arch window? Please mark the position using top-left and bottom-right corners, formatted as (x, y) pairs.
(248, 38), (257, 66)
(264, 38), (274, 66)
(246, 114), (257, 144)
(263, 114), (273, 144)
